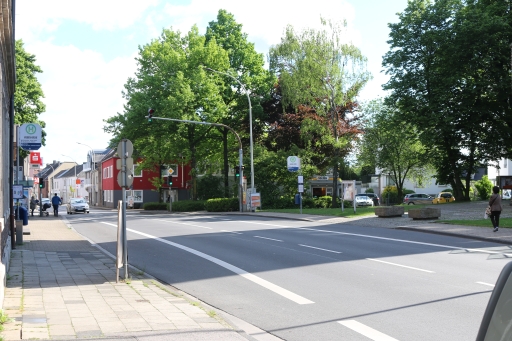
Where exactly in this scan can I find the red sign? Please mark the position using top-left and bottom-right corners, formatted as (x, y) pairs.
(76, 179), (81, 185)
(30, 152), (41, 164)
(34, 177), (39, 184)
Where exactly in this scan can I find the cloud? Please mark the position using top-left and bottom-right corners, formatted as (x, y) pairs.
(31, 41), (137, 165)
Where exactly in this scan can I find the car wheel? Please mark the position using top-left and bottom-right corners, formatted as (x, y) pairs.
(86, 211), (89, 214)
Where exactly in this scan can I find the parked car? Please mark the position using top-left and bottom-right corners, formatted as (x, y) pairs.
(503, 190), (511, 200)
(403, 193), (433, 205)
(362, 193), (380, 206)
(355, 195), (374, 207)
(432, 192), (455, 204)
(66, 198), (90, 214)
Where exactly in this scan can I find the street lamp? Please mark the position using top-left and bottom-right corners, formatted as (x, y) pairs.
(77, 142), (95, 205)
(61, 154), (77, 198)
(204, 67), (255, 201)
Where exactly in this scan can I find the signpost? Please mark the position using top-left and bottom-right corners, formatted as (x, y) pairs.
(287, 156), (300, 172)
(115, 139), (133, 281)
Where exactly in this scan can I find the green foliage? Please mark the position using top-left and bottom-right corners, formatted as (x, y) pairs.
(172, 200), (206, 212)
(403, 189), (415, 195)
(263, 197), (295, 209)
(15, 40), (47, 157)
(474, 176), (493, 200)
(381, 186), (400, 204)
(196, 174), (223, 200)
(205, 198), (239, 212)
(315, 196), (332, 209)
(143, 202), (167, 210)
(365, 188), (374, 193)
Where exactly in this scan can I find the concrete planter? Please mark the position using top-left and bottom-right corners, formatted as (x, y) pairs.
(408, 208), (441, 220)
(375, 206), (404, 217)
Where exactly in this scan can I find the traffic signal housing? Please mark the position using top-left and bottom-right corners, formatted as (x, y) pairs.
(168, 176), (173, 187)
(39, 177), (44, 189)
(147, 108), (154, 122)
(234, 166), (240, 178)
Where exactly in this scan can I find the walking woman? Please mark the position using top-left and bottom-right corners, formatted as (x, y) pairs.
(489, 186), (503, 232)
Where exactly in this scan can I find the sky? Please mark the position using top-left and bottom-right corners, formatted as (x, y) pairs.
(16, 0), (409, 168)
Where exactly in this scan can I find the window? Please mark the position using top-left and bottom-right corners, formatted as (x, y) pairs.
(103, 190), (113, 202)
(126, 190), (143, 202)
(133, 164), (143, 177)
(161, 164), (179, 178)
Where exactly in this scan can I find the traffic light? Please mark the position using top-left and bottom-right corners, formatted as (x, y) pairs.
(39, 177), (44, 189)
(147, 108), (154, 122)
(234, 166), (240, 178)
(168, 176), (173, 187)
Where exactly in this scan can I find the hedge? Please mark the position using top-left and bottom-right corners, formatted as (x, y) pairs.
(205, 198), (239, 212)
(171, 200), (206, 212)
(143, 202), (168, 210)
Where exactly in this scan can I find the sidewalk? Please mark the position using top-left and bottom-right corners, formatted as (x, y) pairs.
(1, 214), (256, 341)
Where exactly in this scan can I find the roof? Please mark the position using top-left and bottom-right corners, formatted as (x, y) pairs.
(57, 164), (84, 178)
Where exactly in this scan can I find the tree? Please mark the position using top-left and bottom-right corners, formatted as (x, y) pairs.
(104, 26), (230, 199)
(382, 0), (511, 201)
(358, 99), (429, 199)
(269, 18), (371, 206)
(205, 10), (275, 196)
(15, 40), (46, 154)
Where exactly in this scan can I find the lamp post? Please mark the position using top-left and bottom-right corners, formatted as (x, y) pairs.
(77, 142), (95, 205)
(204, 67), (255, 203)
(61, 154), (77, 198)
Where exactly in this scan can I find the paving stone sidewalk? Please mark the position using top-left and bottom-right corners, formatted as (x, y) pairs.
(1, 215), (249, 341)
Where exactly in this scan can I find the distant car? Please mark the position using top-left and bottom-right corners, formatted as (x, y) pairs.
(403, 193), (433, 205)
(361, 193), (380, 206)
(503, 190), (511, 200)
(66, 198), (90, 214)
(355, 195), (374, 207)
(432, 192), (455, 204)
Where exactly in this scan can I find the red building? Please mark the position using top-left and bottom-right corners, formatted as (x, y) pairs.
(100, 149), (193, 208)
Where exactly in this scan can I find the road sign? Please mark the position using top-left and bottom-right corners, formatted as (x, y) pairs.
(13, 185), (23, 199)
(116, 158), (133, 170)
(168, 168), (174, 176)
(117, 170), (133, 188)
(19, 123), (42, 151)
(117, 139), (133, 158)
(287, 156), (300, 172)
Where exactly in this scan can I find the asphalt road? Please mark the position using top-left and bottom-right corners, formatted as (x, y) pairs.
(65, 208), (511, 341)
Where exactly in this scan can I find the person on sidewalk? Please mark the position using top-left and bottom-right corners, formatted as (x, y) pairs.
(29, 196), (39, 216)
(51, 193), (62, 217)
(489, 186), (503, 232)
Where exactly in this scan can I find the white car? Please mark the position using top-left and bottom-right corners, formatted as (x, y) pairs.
(503, 190), (511, 200)
(355, 195), (374, 207)
(66, 198), (90, 214)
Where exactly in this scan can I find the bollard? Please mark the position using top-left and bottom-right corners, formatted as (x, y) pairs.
(15, 220), (23, 245)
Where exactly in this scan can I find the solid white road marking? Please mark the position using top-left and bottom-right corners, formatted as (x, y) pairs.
(101, 222), (314, 305)
(153, 219), (212, 229)
(476, 281), (495, 287)
(366, 258), (435, 273)
(338, 320), (399, 341)
(226, 221), (291, 228)
(299, 244), (342, 254)
(221, 230), (242, 234)
(254, 236), (283, 242)
(296, 227), (512, 257)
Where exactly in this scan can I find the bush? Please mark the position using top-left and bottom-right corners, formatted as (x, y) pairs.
(197, 174), (223, 200)
(172, 200), (206, 212)
(381, 185), (400, 205)
(205, 198), (239, 212)
(403, 189), (415, 195)
(365, 188), (374, 193)
(264, 197), (295, 209)
(314, 196), (332, 208)
(143, 202), (167, 210)
(475, 175), (493, 200)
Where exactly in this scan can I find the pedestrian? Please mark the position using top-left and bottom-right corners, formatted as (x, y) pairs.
(29, 196), (39, 216)
(489, 186), (503, 232)
(51, 193), (62, 217)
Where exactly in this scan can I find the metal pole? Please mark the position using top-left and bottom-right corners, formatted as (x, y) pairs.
(16, 125), (19, 221)
(122, 140), (128, 280)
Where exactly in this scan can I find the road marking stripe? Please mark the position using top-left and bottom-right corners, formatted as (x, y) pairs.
(476, 281), (495, 287)
(299, 244), (342, 254)
(366, 258), (435, 273)
(227, 221), (290, 228)
(338, 320), (399, 341)
(153, 219), (212, 229)
(101, 222), (313, 305)
(221, 230), (242, 234)
(296, 227), (512, 256)
(254, 236), (283, 242)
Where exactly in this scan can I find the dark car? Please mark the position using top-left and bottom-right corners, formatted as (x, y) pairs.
(403, 193), (433, 205)
(355, 193), (380, 206)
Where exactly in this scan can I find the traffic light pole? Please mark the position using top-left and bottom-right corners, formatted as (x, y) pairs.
(145, 114), (244, 212)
